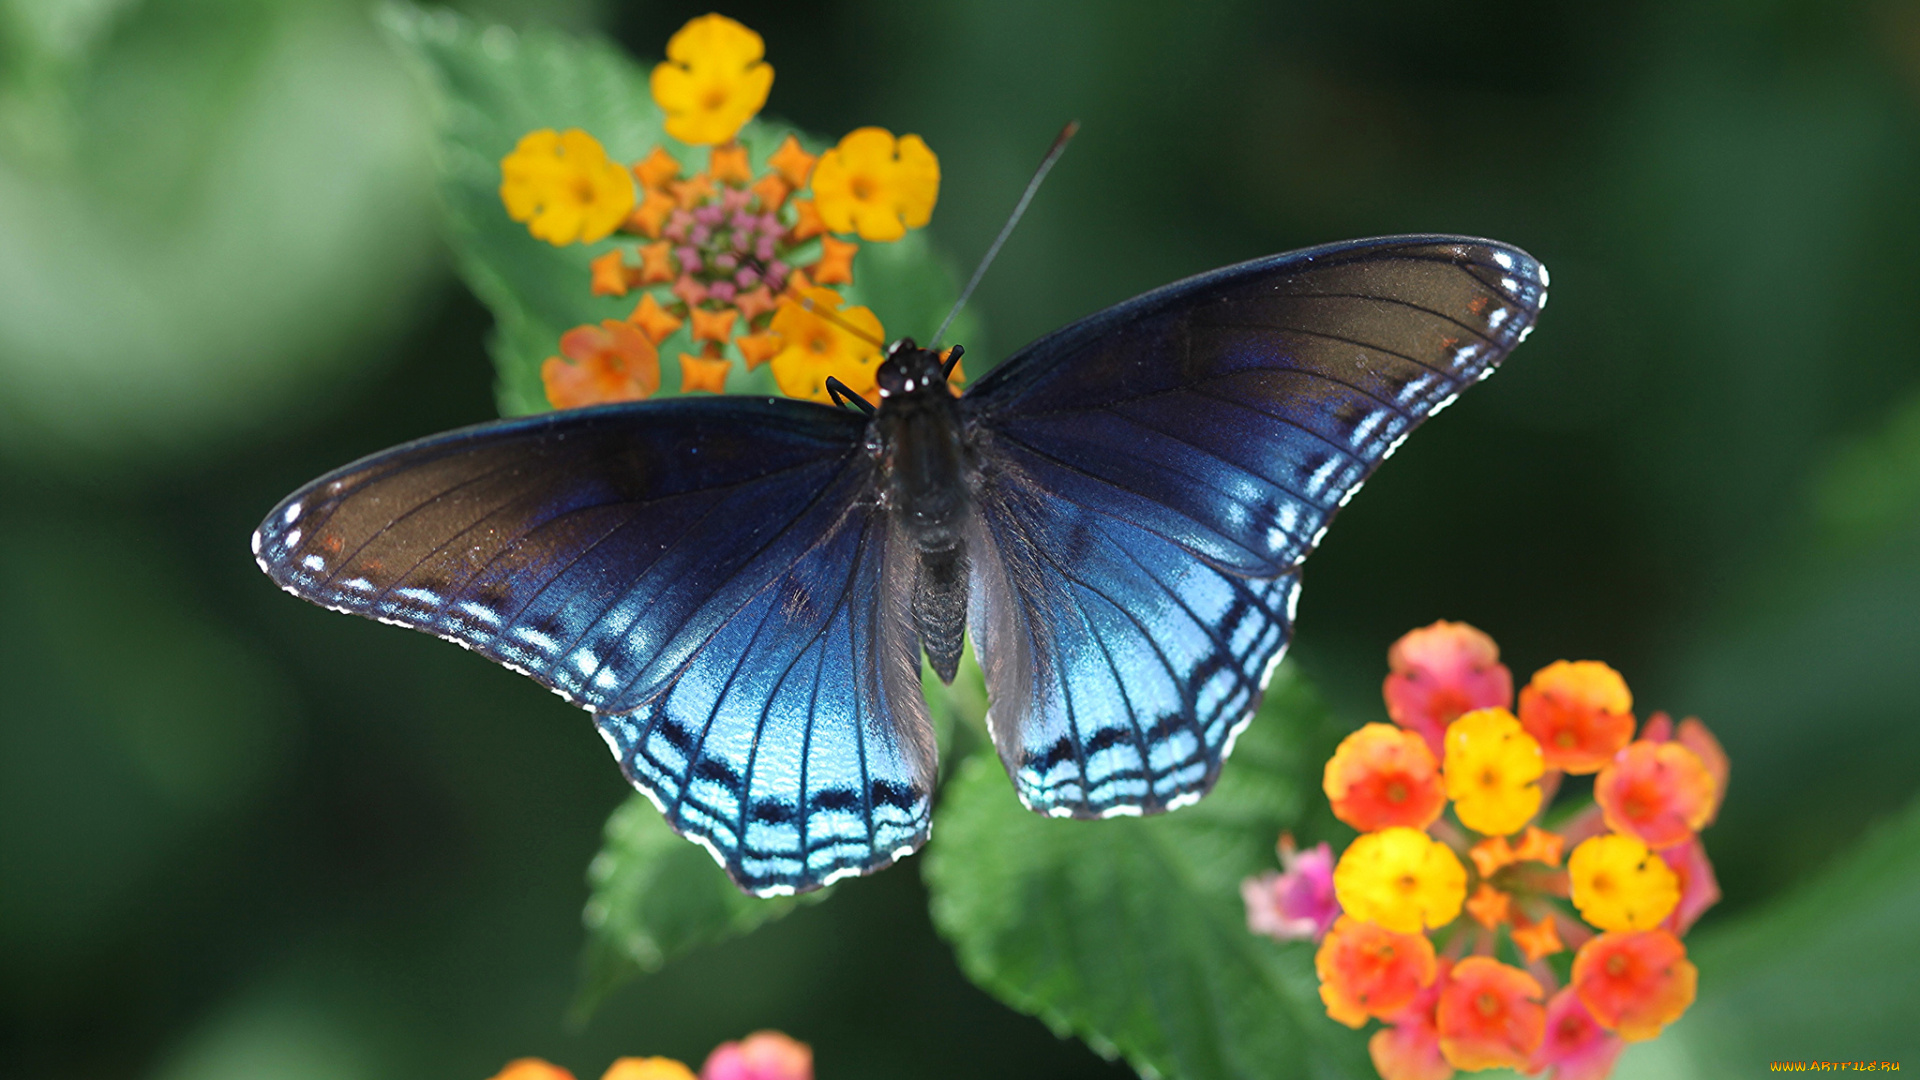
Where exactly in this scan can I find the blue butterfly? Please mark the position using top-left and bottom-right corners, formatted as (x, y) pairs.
(253, 235), (1546, 895)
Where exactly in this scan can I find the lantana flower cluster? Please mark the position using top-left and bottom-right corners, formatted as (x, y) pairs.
(489, 1029), (810, 1080)
(1243, 622), (1729, 1080)
(497, 14), (945, 408)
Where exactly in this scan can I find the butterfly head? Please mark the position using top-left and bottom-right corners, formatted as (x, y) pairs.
(876, 338), (962, 401)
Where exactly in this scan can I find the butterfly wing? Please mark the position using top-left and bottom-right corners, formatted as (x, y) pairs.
(960, 235), (1548, 817)
(253, 398), (934, 894)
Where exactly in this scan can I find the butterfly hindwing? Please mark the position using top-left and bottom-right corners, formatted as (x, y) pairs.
(593, 479), (935, 894)
(253, 397), (934, 893)
(963, 235), (1547, 817)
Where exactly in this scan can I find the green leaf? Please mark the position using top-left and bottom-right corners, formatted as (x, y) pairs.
(924, 664), (1370, 1080)
(575, 793), (828, 1022)
(379, 5), (971, 418)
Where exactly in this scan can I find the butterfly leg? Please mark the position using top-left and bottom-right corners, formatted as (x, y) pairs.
(825, 377), (877, 415)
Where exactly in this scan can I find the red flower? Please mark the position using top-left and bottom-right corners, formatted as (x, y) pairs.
(1383, 621), (1513, 757)
(1315, 916), (1439, 1028)
(1572, 930), (1697, 1041)
(1594, 740), (1716, 850)
(1517, 660), (1635, 774)
(1435, 956), (1545, 1071)
(1323, 723), (1447, 832)
(1370, 960), (1454, 1080)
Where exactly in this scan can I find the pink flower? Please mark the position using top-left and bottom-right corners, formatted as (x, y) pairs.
(1532, 986), (1625, 1080)
(1383, 621), (1514, 758)
(1370, 960), (1454, 1080)
(1243, 837), (1340, 942)
(700, 1032), (811, 1080)
(1658, 837), (1721, 935)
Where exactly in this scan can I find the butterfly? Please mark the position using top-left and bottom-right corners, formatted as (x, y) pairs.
(253, 234), (1546, 896)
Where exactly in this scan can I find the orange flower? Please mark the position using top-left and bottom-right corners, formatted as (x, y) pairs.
(628, 189), (677, 238)
(1435, 956), (1546, 1071)
(709, 143), (752, 184)
(733, 285), (778, 323)
(629, 292), (683, 343)
(789, 197), (827, 241)
(1323, 723), (1447, 832)
(490, 1060), (575, 1080)
(633, 147), (681, 190)
(1510, 911), (1566, 961)
(811, 235), (858, 286)
(544, 320), (660, 408)
(736, 331), (781, 369)
(1470, 835), (1516, 879)
(670, 173), (717, 209)
(688, 306), (738, 344)
(1594, 740), (1716, 849)
(637, 241), (676, 285)
(768, 134), (818, 187)
(590, 249), (633, 297)
(750, 172), (791, 212)
(1383, 621), (1513, 758)
(1572, 930), (1696, 1041)
(679, 351), (731, 393)
(1518, 661), (1635, 774)
(1315, 916), (1439, 1028)
(1512, 825), (1566, 866)
(1466, 883), (1511, 929)
(1531, 986), (1625, 1080)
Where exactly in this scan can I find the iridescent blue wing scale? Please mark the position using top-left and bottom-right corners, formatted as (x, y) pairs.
(961, 235), (1547, 817)
(252, 398), (934, 894)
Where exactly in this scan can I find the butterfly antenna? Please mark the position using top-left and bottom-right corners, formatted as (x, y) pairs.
(931, 120), (1079, 349)
(794, 293), (887, 349)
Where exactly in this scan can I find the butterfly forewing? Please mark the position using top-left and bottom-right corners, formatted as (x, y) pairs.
(961, 235), (1547, 818)
(254, 397), (936, 893)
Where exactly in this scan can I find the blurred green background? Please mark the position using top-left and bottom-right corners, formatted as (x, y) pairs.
(4, 0), (1918, 1077)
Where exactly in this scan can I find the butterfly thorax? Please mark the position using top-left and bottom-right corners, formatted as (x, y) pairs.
(874, 340), (975, 684)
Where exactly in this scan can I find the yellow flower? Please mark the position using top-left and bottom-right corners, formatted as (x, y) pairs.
(768, 287), (883, 403)
(500, 129), (636, 246)
(602, 1058), (697, 1080)
(650, 14), (773, 146)
(1443, 708), (1545, 836)
(1569, 833), (1680, 932)
(1332, 826), (1466, 934)
(809, 127), (940, 241)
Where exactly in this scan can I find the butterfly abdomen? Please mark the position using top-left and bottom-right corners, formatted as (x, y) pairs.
(875, 346), (979, 684)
